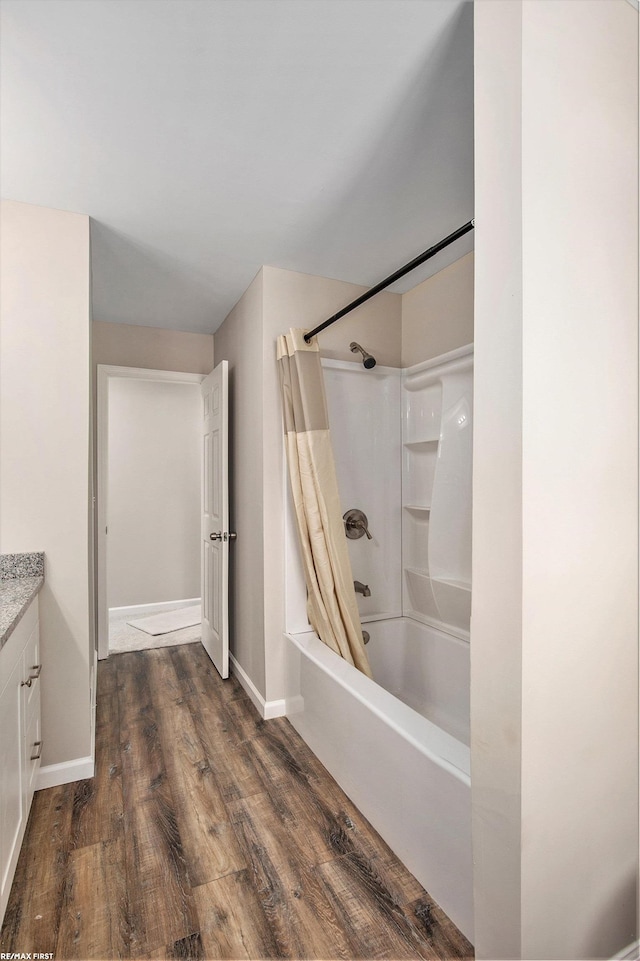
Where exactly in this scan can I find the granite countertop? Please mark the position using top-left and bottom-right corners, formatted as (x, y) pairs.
(0, 553), (44, 650)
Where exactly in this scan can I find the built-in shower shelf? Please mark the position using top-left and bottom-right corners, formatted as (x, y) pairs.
(404, 504), (431, 513)
(404, 568), (472, 634)
(404, 438), (439, 449)
(431, 575), (471, 592)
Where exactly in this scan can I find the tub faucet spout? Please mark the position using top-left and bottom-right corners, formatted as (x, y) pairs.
(354, 580), (371, 597)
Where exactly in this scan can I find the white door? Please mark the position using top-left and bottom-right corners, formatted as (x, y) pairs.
(201, 360), (230, 678)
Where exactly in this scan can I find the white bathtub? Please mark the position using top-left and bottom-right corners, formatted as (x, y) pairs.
(284, 615), (473, 942)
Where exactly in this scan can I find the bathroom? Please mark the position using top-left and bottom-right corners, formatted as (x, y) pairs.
(0, 2), (638, 960)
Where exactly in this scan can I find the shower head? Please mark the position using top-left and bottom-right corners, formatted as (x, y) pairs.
(350, 342), (377, 369)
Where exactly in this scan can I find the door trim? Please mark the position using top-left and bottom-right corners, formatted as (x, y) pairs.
(96, 365), (204, 660)
(199, 361), (229, 677)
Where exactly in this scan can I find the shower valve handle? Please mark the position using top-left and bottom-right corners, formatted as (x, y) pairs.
(357, 520), (373, 540)
(343, 509), (373, 540)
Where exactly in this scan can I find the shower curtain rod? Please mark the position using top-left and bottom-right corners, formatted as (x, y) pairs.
(304, 220), (475, 344)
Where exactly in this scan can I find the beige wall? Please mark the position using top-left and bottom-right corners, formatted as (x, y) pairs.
(213, 272), (266, 694)
(265, 266), (401, 367)
(107, 378), (201, 608)
(0, 200), (93, 770)
(402, 251), (474, 366)
(473, 3), (638, 959)
(93, 320), (213, 374)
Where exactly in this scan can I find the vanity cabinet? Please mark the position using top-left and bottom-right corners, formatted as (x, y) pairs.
(0, 596), (41, 925)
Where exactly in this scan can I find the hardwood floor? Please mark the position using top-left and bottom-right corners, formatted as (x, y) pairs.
(0, 643), (473, 960)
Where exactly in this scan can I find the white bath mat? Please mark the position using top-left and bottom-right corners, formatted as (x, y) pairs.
(127, 604), (201, 635)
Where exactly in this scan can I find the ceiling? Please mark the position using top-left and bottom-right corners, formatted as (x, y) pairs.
(0, 0), (474, 334)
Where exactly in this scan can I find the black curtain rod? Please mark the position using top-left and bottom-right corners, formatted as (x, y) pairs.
(304, 220), (475, 344)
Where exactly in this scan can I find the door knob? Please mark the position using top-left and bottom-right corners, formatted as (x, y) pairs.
(210, 532), (223, 541)
(227, 532), (237, 541)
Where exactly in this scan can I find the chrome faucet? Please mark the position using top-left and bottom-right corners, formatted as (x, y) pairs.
(354, 580), (371, 597)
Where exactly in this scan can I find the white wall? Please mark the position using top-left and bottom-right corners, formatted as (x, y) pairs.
(519, 3), (638, 957)
(0, 200), (93, 773)
(107, 378), (201, 608)
(471, 3), (524, 955)
(472, 3), (638, 959)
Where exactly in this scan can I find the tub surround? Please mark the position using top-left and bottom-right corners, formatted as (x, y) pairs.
(283, 347), (475, 941)
(0, 554), (44, 649)
(319, 348), (474, 637)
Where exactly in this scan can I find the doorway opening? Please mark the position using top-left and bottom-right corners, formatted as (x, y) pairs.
(96, 366), (204, 659)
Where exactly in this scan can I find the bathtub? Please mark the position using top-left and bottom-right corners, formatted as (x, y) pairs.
(284, 615), (473, 942)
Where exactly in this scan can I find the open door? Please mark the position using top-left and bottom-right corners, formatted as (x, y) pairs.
(201, 360), (232, 678)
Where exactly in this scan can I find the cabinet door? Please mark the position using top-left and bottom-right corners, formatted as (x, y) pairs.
(0, 658), (24, 918)
(21, 619), (41, 815)
(21, 621), (40, 721)
(23, 710), (41, 804)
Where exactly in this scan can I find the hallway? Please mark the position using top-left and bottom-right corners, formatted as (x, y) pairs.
(0, 643), (472, 960)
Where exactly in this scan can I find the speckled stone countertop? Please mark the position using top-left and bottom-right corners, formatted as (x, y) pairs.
(0, 553), (44, 650)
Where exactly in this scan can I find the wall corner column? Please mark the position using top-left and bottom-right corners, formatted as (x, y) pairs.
(471, 3), (524, 958)
(473, 2), (638, 958)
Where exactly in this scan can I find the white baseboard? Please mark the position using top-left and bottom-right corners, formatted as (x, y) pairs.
(36, 755), (95, 791)
(229, 653), (286, 720)
(263, 698), (287, 719)
(109, 598), (201, 619)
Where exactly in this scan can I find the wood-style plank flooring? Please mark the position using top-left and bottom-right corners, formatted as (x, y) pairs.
(1, 643), (473, 960)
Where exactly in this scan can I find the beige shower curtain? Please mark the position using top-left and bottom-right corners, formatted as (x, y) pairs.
(277, 328), (372, 678)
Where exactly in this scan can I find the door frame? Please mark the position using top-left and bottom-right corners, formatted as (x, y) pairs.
(96, 365), (204, 660)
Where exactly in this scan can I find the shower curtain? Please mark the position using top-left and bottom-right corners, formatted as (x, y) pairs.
(277, 328), (372, 678)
